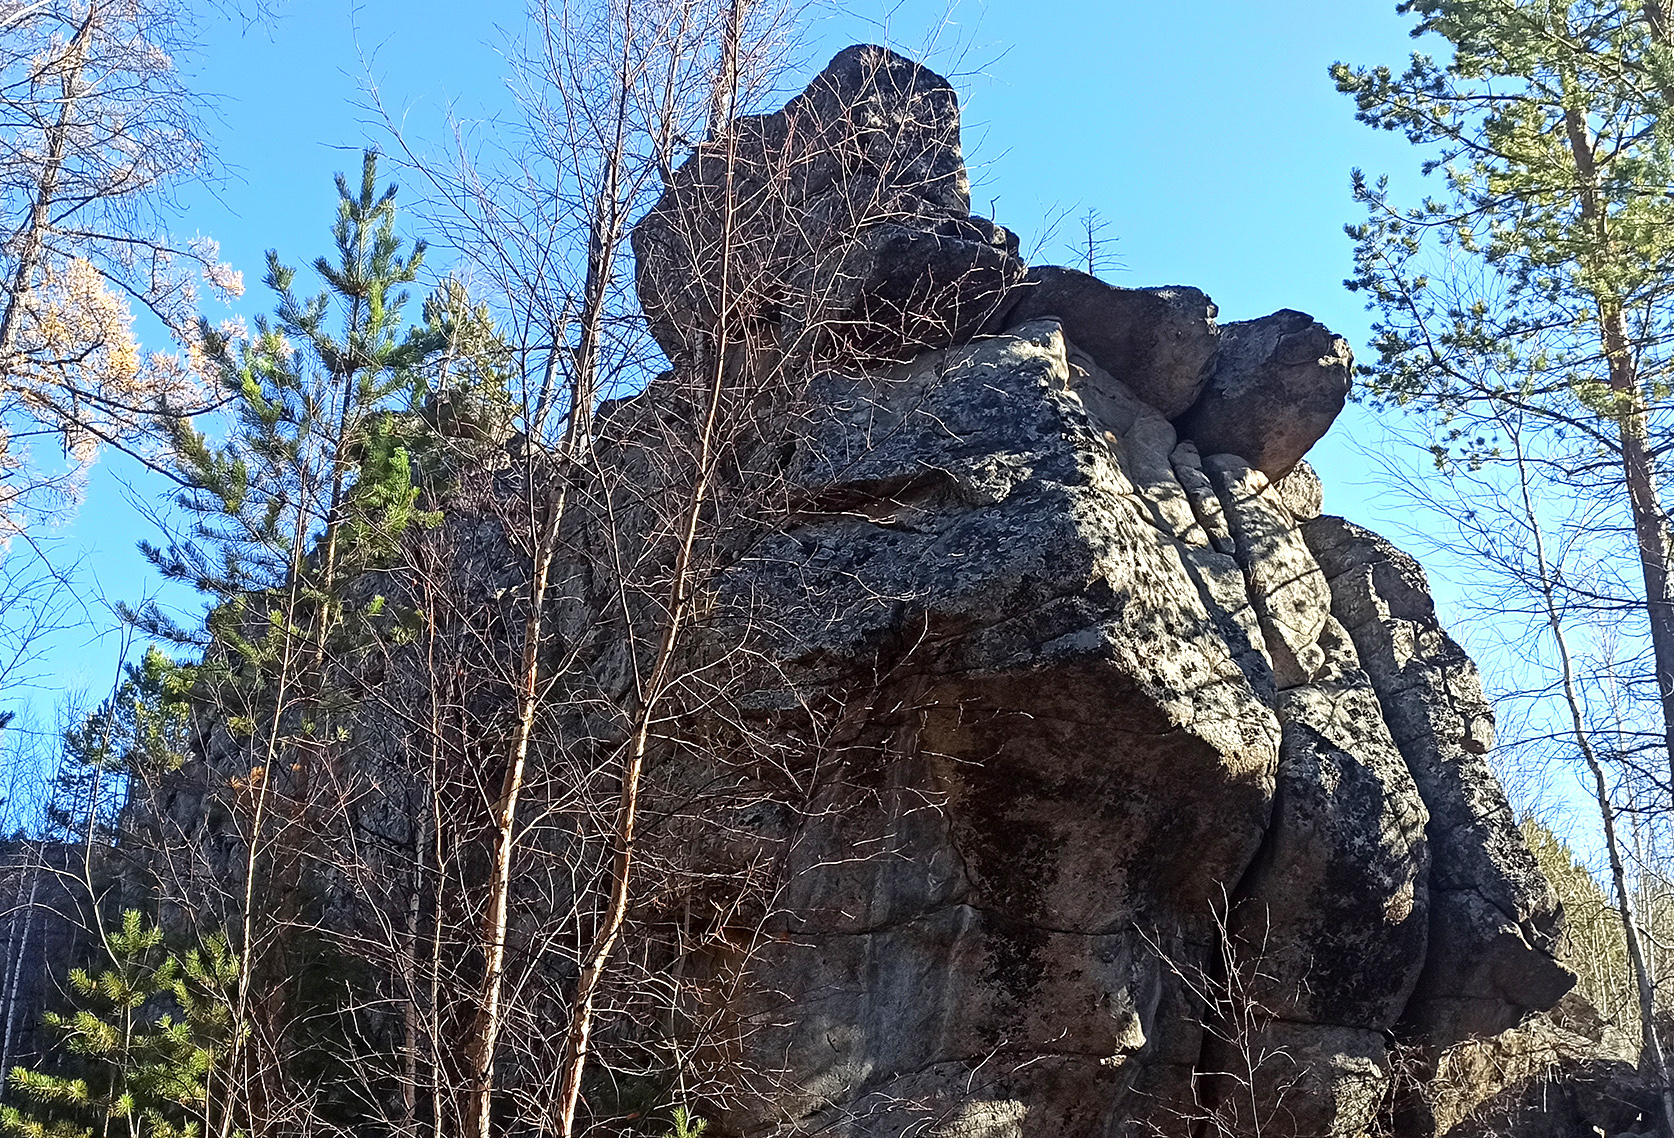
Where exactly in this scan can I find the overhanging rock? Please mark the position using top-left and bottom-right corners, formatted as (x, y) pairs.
(625, 43), (1584, 1138)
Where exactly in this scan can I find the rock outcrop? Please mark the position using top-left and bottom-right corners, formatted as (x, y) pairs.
(1303, 518), (1573, 1047)
(614, 43), (1612, 1138)
(998, 266), (1220, 417)
(633, 44), (1026, 362)
(1178, 310), (1354, 479)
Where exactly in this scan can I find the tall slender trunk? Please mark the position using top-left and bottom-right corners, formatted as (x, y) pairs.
(312, 371), (357, 668)
(1513, 416), (1674, 1135)
(555, 4), (745, 1130)
(400, 565), (445, 1138)
(401, 798), (423, 1138)
(1598, 290), (1674, 794)
(463, 19), (634, 1127)
(463, 470), (565, 1138)
(0, 857), (41, 1093)
(0, 858), (26, 1091)
(216, 488), (315, 1138)
(1562, 104), (1674, 802)
(0, 5), (95, 371)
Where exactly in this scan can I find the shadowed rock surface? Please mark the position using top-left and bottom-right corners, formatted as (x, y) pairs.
(619, 43), (1609, 1138)
(1178, 309), (1356, 479)
(1303, 517), (1574, 1047)
(633, 43), (1026, 363)
(998, 265), (1221, 417)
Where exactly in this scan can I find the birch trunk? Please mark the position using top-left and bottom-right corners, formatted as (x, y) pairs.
(1514, 417), (1674, 1135)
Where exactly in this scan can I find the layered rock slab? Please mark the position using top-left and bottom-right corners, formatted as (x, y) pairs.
(626, 42), (1576, 1138)
(688, 320), (1566, 1137)
(999, 265), (1221, 417)
(1303, 517), (1571, 1047)
(712, 324), (1278, 1135)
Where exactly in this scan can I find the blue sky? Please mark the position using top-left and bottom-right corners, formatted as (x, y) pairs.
(8, 0), (1467, 780)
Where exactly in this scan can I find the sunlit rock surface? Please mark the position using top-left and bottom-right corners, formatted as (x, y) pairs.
(626, 42), (1609, 1138)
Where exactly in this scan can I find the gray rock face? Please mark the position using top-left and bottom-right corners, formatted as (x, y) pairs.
(1276, 458), (1325, 521)
(1205, 453), (1332, 688)
(669, 322), (1569, 1138)
(616, 43), (1578, 1138)
(1431, 991), (1655, 1137)
(1177, 309), (1355, 478)
(697, 321), (1276, 1135)
(1303, 517), (1572, 1045)
(999, 266), (1221, 417)
(633, 45), (1026, 363)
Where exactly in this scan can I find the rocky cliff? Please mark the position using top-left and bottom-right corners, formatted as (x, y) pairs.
(614, 44), (1643, 1137)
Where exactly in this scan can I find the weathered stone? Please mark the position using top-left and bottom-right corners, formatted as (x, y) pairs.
(1172, 441), (1235, 555)
(1304, 515), (1573, 1045)
(814, 221), (1028, 356)
(1178, 309), (1354, 478)
(1205, 453), (1331, 688)
(613, 43), (1588, 1138)
(1200, 1023), (1391, 1138)
(1406, 991), (1654, 1138)
(709, 320), (1280, 1138)
(1276, 457), (1325, 521)
(678, 316), (1573, 1136)
(1001, 265), (1220, 417)
(1234, 680), (1431, 1029)
(1065, 340), (1207, 546)
(1206, 675), (1429, 1136)
(633, 44), (1025, 363)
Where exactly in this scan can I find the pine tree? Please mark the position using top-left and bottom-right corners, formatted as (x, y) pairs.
(661, 1107), (707, 1138)
(48, 650), (196, 845)
(0, 910), (239, 1138)
(134, 149), (449, 671)
(1335, 11), (1674, 1121)
(113, 151), (512, 1137)
(1333, 0), (1674, 789)
(410, 279), (514, 471)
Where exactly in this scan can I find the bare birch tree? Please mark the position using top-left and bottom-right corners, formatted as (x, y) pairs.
(39, 11), (1013, 1138)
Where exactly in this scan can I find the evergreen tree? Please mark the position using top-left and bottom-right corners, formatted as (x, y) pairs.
(1336, 17), (1674, 1119)
(109, 151), (514, 1138)
(1333, 0), (1674, 784)
(660, 1107), (707, 1138)
(410, 279), (515, 477)
(0, 910), (239, 1138)
(133, 149), (448, 671)
(47, 650), (196, 845)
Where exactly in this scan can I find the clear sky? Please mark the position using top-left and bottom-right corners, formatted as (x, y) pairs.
(7, 0), (1478, 785)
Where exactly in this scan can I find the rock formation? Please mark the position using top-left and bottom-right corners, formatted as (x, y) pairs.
(614, 43), (1635, 1137)
(633, 44), (1026, 363)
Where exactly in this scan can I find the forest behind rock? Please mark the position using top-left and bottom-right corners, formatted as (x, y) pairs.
(3, 2), (1674, 1137)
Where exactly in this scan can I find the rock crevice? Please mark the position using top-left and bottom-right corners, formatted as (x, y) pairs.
(628, 43), (1588, 1138)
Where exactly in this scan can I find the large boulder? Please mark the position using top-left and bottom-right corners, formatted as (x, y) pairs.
(689, 320), (1278, 1135)
(646, 319), (1574, 1137)
(1177, 309), (1354, 478)
(1275, 457), (1325, 521)
(633, 44), (1026, 363)
(1206, 677), (1430, 1138)
(1406, 992), (1654, 1137)
(998, 266), (1221, 417)
(610, 42), (1585, 1138)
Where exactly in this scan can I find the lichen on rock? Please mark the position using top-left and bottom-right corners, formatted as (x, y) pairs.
(619, 42), (1600, 1138)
